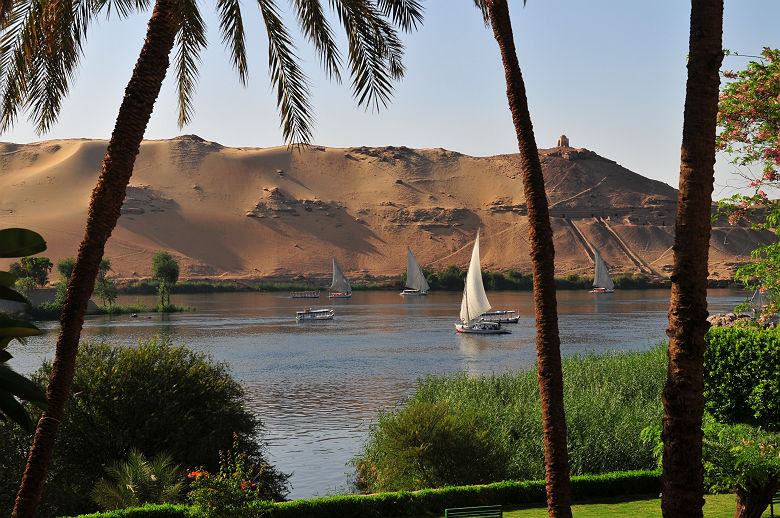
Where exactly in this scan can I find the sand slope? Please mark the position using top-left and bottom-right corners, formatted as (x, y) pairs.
(0, 136), (771, 282)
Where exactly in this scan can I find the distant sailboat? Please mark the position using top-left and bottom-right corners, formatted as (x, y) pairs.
(455, 231), (511, 334)
(329, 258), (352, 298)
(400, 247), (430, 296)
(590, 249), (615, 293)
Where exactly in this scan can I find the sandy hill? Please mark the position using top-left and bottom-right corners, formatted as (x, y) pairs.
(0, 136), (772, 282)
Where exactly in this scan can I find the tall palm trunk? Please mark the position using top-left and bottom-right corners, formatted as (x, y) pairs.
(662, 1), (723, 517)
(485, 1), (571, 516)
(12, 0), (179, 514)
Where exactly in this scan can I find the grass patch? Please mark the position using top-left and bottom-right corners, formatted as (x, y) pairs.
(96, 303), (195, 315)
(487, 493), (750, 518)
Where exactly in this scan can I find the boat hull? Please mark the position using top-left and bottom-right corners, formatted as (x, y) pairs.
(454, 322), (511, 334)
(400, 289), (427, 296)
(589, 288), (615, 294)
(328, 292), (352, 298)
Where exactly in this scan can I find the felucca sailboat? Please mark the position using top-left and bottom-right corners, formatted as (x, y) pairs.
(455, 231), (511, 334)
(590, 249), (615, 293)
(400, 247), (430, 296)
(329, 258), (352, 298)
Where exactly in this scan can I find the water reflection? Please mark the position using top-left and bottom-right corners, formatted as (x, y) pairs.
(8, 288), (745, 499)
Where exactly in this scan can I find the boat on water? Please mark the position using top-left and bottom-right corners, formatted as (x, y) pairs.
(480, 310), (520, 323)
(329, 258), (352, 298)
(400, 247), (430, 296)
(455, 230), (511, 335)
(295, 308), (335, 321)
(291, 291), (320, 298)
(590, 249), (615, 293)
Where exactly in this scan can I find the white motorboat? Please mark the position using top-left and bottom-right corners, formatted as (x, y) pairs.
(328, 258), (352, 298)
(400, 247), (430, 296)
(296, 308), (335, 321)
(455, 230), (511, 335)
(589, 249), (615, 293)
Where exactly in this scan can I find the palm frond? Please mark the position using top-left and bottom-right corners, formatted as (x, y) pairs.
(174, 0), (206, 126)
(215, 0), (247, 84)
(471, 0), (489, 26)
(332, 0), (405, 111)
(0, 0), (95, 132)
(290, 0), (341, 81)
(375, 0), (423, 31)
(258, 0), (312, 145)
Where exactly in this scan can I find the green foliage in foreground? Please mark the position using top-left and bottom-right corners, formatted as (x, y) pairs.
(702, 421), (780, 496)
(66, 470), (662, 518)
(91, 451), (186, 511)
(0, 337), (288, 517)
(0, 227), (48, 431)
(354, 346), (667, 492)
(704, 326), (780, 430)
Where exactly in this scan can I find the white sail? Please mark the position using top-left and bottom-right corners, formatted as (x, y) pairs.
(460, 231), (492, 323)
(592, 249), (614, 290)
(330, 258), (352, 295)
(405, 247), (430, 293)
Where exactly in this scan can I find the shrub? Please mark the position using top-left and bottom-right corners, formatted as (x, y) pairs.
(704, 326), (780, 430)
(354, 346), (666, 492)
(0, 337), (288, 517)
(187, 439), (274, 517)
(91, 451), (185, 511)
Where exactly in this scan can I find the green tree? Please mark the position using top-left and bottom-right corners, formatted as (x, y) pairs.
(151, 251), (179, 307)
(4, 3), (422, 513)
(55, 258), (75, 282)
(91, 450), (185, 511)
(8, 257), (52, 287)
(94, 259), (117, 307)
(715, 48), (780, 315)
(703, 422), (780, 518)
(476, 1), (571, 515)
(0, 228), (48, 432)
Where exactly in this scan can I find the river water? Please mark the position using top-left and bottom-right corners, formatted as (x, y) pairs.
(9, 289), (746, 499)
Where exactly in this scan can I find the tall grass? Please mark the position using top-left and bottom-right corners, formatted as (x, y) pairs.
(354, 345), (667, 492)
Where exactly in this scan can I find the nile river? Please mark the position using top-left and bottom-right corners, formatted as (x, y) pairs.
(9, 289), (746, 499)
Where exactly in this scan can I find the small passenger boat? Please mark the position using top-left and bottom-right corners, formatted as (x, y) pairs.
(400, 247), (430, 296)
(589, 249), (615, 293)
(295, 308), (335, 321)
(291, 291), (321, 298)
(480, 310), (520, 323)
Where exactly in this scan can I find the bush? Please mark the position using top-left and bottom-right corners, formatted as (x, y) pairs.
(704, 326), (780, 430)
(354, 346), (667, 492)
(0, 337), (288, 517)
(65, 470), (662, 518)
(187, 439), (275, 517)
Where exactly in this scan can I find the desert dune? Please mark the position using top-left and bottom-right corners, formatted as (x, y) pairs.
(0, 135), (770, 283)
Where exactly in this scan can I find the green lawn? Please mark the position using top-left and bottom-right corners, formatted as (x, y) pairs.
(433, 494), (775, 517)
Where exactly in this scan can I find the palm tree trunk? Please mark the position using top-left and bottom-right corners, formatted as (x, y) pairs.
(662, 1), (723, 517)
(485, 1), (571, 516)
(12, 0), (179, 515)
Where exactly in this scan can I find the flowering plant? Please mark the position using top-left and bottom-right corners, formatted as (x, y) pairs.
(187, 438), (274, 517)
(717, 47), (780, 314)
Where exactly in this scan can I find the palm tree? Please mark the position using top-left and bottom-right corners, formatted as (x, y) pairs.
(475, 1), (571, 516)
(1, 1), (422, 515)
(662, 1), (723, 517)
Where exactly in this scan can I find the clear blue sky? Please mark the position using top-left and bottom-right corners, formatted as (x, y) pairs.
(2, 1), (778, 195)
